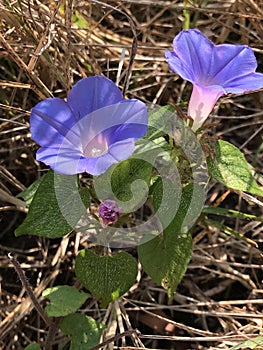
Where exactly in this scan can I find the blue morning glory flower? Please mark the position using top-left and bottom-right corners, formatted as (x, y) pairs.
(30, 76), (148, 175)
(165, 29), (263, 131)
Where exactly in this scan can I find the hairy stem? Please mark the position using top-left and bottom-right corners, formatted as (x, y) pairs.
(8, 252), (51, 326)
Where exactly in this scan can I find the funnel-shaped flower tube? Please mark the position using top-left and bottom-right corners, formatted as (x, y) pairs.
(165, 29), (263, 131)
(30, 76), (148, 175)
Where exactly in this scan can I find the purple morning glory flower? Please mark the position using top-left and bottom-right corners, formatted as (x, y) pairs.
(30, 76), (148, 175)
(98, 200), (123, 226)
(165, 29), (263, 131)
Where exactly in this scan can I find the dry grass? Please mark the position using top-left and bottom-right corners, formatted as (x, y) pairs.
(1, 0), (263, 349)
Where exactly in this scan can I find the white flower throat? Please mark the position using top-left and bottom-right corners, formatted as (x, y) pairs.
(83, 134), (108, 158)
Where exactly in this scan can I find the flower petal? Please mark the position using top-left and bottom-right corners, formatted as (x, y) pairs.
(83, 139), (135, 176)
(71, 100), (147, 153)
(165, 29), (215, 83)
(108, 138), (135, 161)
(36, 147), (86, 175)
(165, 29), (262, 88)
(165, 50), (195, 83)
(165, 29), (263, 131)
(82, 156), (114, 176)
(31, 76), (148, 176)
(188, 84), (224, 131)
(37, 138), (136, 176)
(107, 100), (148, 144)
(223, 72), (263, 94)
(30, 98), (78, 147)
(208, 45), (258, 86)
(67, 76), (123, 120)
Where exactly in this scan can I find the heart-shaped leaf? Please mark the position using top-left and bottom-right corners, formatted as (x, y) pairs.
(17, 176), (44, 205)
(152, 181), (205, 233)
(94, 158), (152, 213)
(138, 227), (192, 299)
(24, 345), (40, 350)
(145, 105), (176, 140)
(42, 285), (90, 317)
(75, 250), (138, 306)
(60, 313), (105, 350)
(15, 170), (89, 238)
(228, 335), (263, 349)
(207, 140), (263, 196)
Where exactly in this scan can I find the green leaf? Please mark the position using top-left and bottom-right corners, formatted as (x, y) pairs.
(94, 158), (152, 212)
(138, 227), (192, 299)
(204, 218), (255, 244)
(15, 170), (89, 238)
(152, 181), (205, 233)
(17, 176), (44, 205)
(42, 285), (90, 317)
(173, 183), (205, 231)
(145, 105), (176, 140)
(207, 140), (263, 196)
(150, 176), (181, 233)
(203, 206), (263, 222)
(60, 6), (90, 29)
(72, 10), (90, 29)
(60, 313), (105, 350)
(75, 250), (138, 306)
(24, 345), (40, 350)
(228, 335), (263, 349)
(111, 159), (152, 202)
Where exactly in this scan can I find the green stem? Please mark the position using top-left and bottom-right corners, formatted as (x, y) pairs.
(183, 0), (190, 29)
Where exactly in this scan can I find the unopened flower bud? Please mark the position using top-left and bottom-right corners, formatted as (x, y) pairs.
(98, 200), (123, 226)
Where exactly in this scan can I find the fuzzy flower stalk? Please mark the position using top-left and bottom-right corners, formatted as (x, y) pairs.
(165, 29), (263, 131)
(30, 76), (148, 176)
